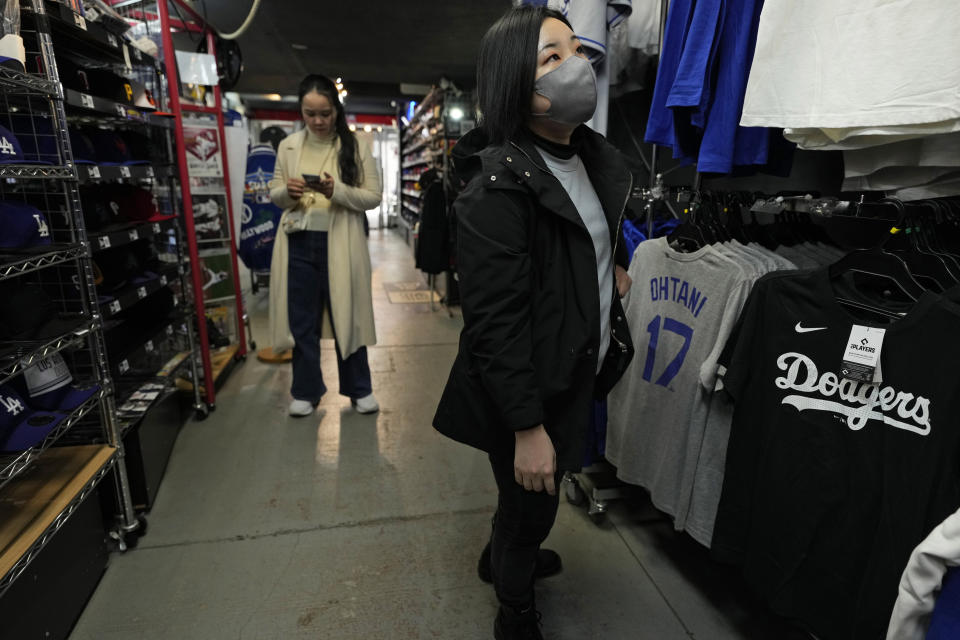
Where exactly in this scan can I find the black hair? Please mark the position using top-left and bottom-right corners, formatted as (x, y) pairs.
(476, 6), (572, 144)
(298, 74), (360, 186)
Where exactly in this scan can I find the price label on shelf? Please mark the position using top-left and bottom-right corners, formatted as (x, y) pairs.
(87, 166), (101, 179)
(109, 300), (122, 315)
(73, 13), (87, 30)
(119, 359), (130, 374)
(98, 236), (111, 249)
(115, 104), (127, 118)
(146, 167), (155, 178)
(160, 275), (168, 286)
(145, 340), (154, 353)
(128, 229), (139, 241)
(137, 286), (148, 299)
(119, 166), (132, 178)
(80, 93), (95, 109)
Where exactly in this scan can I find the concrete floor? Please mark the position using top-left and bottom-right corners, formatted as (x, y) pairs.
(70, 227), (796, 640)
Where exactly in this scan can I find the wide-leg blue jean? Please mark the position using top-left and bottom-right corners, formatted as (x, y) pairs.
(287, 230), (372, 405)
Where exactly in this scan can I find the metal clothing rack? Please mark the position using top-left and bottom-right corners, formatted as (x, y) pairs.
(0, 0), (142, 597)
(155, 0), (249, 410)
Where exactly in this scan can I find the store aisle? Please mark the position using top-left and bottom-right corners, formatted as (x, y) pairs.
(70, 229), (785, 640)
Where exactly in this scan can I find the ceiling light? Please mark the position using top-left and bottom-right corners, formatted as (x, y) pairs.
(336, 77), (342, 84)
(349, 124), (357, 131)
(377, 126), (383, 132)
(363, 125), (373, 132)
(449, 107), (464, 121)
(265, 93), (282, 101)
(291, 43), (308, 51)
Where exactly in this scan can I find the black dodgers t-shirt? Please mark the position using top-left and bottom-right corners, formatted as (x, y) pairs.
(713, 269), (960, 640)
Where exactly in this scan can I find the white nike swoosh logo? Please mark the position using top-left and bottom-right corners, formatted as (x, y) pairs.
(795, 323), (828, 333)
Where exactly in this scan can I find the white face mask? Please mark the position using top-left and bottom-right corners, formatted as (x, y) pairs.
(531, 55), (598, 125)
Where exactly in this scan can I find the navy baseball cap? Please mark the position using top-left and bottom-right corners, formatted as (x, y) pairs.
(92, 130), (149, 166)
(7, 114), (59, 165)
(0, 283), (81, 341)
(0, 384), (66, 453)
(69, 129), (97, 164)
(30, 382), (100, 412)
(0, 124), (25, 164)
(0, 201), (53, 250)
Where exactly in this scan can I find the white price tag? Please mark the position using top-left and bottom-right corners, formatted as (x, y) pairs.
(87, 166), (101, 179)
(116, 104), (127, 118)
(98, 236), (111, 249)
(152, 223), (161, 233)
(119, 359), (130, 374)
(80, 93), (94, 109)
(145, 340), (154, 353)
(160, 275), (168, 286)
(119, 166), (132, 178)
(109, 299), (122, 314)
(137, 286), (148, 299)
(841, 325), (886, 383)
(73, 13), (87, 30)
(128, 229), (139, 241)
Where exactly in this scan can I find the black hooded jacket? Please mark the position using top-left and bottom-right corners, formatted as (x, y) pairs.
(432, 125), (635, 471)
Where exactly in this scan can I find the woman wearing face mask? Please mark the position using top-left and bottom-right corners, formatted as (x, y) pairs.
(268, 74), (381, 417)
(433, 7), (635, 639)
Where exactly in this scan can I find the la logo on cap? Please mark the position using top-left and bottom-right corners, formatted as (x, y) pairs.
(0, 394), (25, 416)
(0, 136), (15, 156)
(32, 214), (49, 238)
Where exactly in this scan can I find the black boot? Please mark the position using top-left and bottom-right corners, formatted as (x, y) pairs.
(478, 541), (563, 584)
(494, 604), (544, 640)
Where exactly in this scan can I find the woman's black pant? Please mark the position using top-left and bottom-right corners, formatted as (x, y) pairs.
(488, 450), (566, 609)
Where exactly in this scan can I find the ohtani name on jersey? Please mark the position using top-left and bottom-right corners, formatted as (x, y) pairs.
(775, 352), (931, 436)
(649, 276), (708, 318)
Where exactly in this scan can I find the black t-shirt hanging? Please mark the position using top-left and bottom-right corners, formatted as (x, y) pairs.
(712, 268), (960, 640)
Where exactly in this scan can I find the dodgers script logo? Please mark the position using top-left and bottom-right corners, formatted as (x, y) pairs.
(775, 352), (931, 436)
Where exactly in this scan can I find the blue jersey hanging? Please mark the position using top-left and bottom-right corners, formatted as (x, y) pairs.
(239, 144), (282, 271)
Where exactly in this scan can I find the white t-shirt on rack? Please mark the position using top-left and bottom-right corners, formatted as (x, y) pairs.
(740, 0), (960, 150)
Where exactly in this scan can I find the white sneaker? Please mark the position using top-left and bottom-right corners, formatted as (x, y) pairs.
(352, 393), (379, 414)
(289, 399), (315, 417)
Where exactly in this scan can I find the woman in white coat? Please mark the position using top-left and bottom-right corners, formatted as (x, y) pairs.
(268, 74), (381, 417)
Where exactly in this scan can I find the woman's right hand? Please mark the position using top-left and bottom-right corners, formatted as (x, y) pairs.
(514, 425), (557, 495)
(287, 177), (306, 200)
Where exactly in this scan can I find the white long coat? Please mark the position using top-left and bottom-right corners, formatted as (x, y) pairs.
(267, 130), (381, 358)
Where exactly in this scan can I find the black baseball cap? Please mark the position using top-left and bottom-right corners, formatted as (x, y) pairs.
(0, 283), (81, 342)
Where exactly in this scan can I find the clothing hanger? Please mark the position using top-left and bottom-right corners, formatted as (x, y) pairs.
(827, 200), (927, 303)
(880, 198), (956, 292)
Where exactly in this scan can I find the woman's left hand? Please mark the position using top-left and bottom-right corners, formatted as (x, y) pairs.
(318, 172), (335, 199)
(615, 265), (632, 298)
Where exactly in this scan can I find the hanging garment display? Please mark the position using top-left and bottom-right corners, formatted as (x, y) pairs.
(643, 0), (776, 173)
(711, 268), (960, 640)
(740, 0), (960, 151)
(240, 144), (282, 271)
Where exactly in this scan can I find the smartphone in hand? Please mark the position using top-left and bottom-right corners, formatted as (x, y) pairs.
(302, 173), (323, 189)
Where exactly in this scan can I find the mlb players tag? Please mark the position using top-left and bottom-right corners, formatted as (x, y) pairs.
(841, 325), (885, 384)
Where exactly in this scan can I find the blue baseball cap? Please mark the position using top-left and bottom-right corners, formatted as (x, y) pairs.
(29, 383), (100, 412)
(7, 114), (59, 165)
(0, 201), (53, 250)
(0, 124), (25, 164)
(0, 384), (66, 453)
